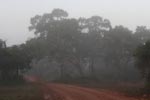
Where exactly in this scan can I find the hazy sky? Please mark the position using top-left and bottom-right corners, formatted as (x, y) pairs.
(0, 0), (150, 46)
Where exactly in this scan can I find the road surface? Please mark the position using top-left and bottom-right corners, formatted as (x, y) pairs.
(25, 76), (138, 100)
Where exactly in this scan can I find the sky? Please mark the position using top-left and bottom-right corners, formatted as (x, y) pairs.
(0, 0), (150, 46)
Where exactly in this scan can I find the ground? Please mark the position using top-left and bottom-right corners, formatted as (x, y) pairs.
(0, 85), (42, 100)
(41, 83), (138, 100)
(25, 76), (146, 100)
(0, 76), (149, 100)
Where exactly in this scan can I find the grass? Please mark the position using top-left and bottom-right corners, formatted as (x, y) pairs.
(0, 84), (43, 100)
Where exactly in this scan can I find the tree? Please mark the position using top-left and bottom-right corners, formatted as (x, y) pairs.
(96, 25), (140, 82)
(0, 43), (32, 85)
(78, 16), (112, 77)
(134, 41), (150, 89)
(135, 26), (150, 44)
(51, 8), (68, 20)
(27, 8), (142, 82)
(29, 9), (84, 78)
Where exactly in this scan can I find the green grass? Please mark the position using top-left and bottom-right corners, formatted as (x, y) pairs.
(0, 84), (43, 100)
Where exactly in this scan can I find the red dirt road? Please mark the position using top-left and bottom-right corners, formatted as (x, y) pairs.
(42, 83), (138, 100)
(25, 76), (138, 100)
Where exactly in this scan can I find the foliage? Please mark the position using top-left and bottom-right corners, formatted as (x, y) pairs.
(27, 8), (150, 82)
(2, 8), (150, 85)
(134, 41), (150, 88)
(0, 43), (32, 85)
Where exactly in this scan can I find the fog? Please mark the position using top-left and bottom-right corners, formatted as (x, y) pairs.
(0, 0), (150, 46)
(2, 1), (150, 99)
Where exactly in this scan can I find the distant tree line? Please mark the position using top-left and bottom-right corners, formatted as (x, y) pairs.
(1, 9), (150, 87)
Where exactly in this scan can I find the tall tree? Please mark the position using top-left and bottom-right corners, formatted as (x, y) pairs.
(78, 16), (112, 77)
(29, 9), (84, 78)
(134, 41), (150, 89)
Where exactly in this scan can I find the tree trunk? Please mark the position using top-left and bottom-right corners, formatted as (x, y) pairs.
(74, 60), (84, 77)
(69, 57), (84, 77)
(60, 63), (64, 79)
(90, 57), (95, 78)
(146, 72), (150, 86)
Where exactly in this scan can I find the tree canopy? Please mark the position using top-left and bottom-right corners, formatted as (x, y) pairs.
(1, 8), (150, 85)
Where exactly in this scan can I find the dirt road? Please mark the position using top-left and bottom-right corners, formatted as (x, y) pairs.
(25, 76), (138, 100)
(41, 83), (138, 100)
